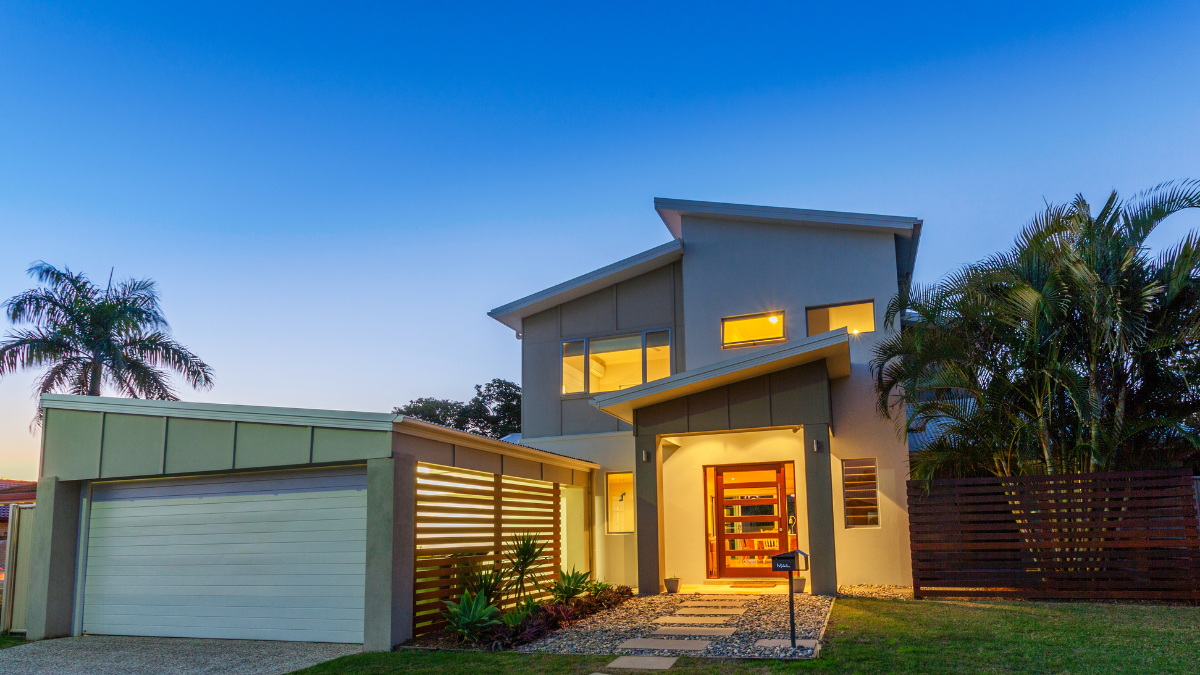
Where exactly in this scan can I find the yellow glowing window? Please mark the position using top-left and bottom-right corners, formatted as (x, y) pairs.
(721, 311), (785, 348)
(589, 334), (643, 393)
(806, 301), (875, 336)
(646, 330), (671, 383)
(562, 340), (585, 394)
(606, 472), (634, 533)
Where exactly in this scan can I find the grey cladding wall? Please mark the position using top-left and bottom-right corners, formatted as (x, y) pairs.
(522, 262), (684, 439)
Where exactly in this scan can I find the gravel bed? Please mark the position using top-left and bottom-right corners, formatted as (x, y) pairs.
(515, 593), (832, 660)
(837, 584), (914, 600)
(0, 635), (360, 675)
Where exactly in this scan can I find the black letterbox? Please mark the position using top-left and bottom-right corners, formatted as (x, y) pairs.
(771, 549), (809, 572)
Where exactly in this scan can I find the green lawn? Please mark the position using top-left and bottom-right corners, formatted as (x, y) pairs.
(290, 598), (1200, 675)
(0, 632), (25, 650)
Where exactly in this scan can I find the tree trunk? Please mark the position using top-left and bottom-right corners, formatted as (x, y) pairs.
(89, 361), (102, 396)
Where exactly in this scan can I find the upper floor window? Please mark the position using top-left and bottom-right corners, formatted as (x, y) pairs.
(561, 329), (671, 395)
(807, 300), (875, 336)
(721, 311), (785, 349)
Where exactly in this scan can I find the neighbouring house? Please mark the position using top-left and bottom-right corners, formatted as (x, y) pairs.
(488, 198), (922, 594)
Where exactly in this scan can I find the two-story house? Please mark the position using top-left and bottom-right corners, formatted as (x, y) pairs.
(489, 198), (920, 595)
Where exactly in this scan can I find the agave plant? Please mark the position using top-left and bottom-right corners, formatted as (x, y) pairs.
(503, 531), (547, 602)
(548, 566), (591, 603)
(464, 561), (508, 606)
(441, 590), (501, 642)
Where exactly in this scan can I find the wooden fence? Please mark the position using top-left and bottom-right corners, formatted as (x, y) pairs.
(413, 463), (561, 636)
(908, 469), (1200, 600)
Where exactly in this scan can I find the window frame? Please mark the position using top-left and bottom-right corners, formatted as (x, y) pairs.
(720, 310), (787, 349)
(805, 299), (876, 337)
(560, 328), (673, 397)
(841, 457), (880, 529)
(605, 471), (635, 534)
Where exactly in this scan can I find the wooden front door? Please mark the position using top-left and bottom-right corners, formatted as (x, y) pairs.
(714, 462), (789, 578)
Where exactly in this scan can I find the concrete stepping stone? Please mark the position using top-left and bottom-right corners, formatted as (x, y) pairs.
(606, 656), (678, 669)
(674, 607), (746, 615)
(679, 601), (748, 608)
(689, 595), (756, 600)
(652, 627), (737, 637)
(653, 616), (730, 624)
(754, 638), (821, 656)
(619, 638), (710, 651)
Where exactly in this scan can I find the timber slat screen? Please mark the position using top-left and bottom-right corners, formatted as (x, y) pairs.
(908, 469), (1200, 600)
(414, 463), (561, 636)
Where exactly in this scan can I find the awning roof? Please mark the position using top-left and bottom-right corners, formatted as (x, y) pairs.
(591, 329), (853, 423)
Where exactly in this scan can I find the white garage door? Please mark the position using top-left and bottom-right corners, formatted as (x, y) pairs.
(82, 465), (368, 643)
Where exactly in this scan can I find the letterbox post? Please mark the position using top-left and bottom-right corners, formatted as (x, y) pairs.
(771, 549), (808, 649)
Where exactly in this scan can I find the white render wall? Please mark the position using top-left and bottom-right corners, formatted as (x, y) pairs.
(522, 431), (637, 588)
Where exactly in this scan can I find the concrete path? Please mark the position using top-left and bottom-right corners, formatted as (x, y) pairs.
(0, 635), (360, 675)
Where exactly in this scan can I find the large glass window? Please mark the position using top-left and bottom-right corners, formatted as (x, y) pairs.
(560, 329), (672, 395)
(807, 301), (875, 336)
(606, 472), (634, 534)
(722, 311), (786, 348)
(842, 458), (879, 528)
(589, 334), (643, 393)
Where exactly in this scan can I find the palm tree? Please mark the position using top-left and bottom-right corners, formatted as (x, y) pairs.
(0, 262), (214, 410)
(873, 180), (1200, 479)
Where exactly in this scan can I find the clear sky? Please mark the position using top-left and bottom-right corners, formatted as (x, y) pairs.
(2, 1), (1199, 480)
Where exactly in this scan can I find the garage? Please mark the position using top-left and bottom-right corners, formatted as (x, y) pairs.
(81, 466), (368, 643)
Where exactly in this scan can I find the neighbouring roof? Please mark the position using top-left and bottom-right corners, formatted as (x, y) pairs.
(654, 198), (923, 289)
(488, 239), (683, 332)
(591, 328), (852, 423)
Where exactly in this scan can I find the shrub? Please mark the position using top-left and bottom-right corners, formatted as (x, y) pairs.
(442, 590), (501, 643)
(548, 566), (591, 604)
(465, 562), (508, 606)
(504, 532), (547, 601)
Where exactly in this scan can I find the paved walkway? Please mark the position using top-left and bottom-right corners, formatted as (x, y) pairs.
(519, 590), (831, 665)
(0, 635), (360, 675)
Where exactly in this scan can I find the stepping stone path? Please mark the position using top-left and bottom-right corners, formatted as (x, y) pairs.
(519, 591), (832, 666)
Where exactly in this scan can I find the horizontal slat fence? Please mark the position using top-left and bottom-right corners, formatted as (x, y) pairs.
(414, 463), (561, 636)
(909, 469), (1200, 600)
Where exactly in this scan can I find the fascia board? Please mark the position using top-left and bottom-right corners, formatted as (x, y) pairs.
(487, 239), (683, 332)
(39, 394), (397, 432)
(592, 329), (853, 423)
(394, 416), (600, 471)
(654, 197), (920, 238)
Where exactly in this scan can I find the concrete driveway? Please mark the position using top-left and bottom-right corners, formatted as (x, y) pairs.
(0, 635), (361, 675)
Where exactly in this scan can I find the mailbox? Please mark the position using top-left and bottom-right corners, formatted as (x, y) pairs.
(771, 549), (809, 573)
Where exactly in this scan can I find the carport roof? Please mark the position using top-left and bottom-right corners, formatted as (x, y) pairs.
(591, 328), (852, 424)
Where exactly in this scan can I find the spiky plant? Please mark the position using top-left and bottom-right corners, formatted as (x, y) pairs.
(0, 262), (213, 414)
(503, 531), (547, 602)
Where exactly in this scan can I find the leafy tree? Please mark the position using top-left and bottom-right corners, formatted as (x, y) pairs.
(0, 262), (214, 412)
(393, 378), (521, 439)
(873, 180), (1200, 479)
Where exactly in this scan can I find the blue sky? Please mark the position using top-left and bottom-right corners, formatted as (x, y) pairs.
(2, 1), (1199, 478)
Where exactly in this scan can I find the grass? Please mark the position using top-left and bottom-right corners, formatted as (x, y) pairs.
(0, 632), (25, 650)
(288, 598), (1200, 675)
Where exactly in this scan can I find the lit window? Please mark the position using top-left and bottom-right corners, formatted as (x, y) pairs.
(589, 334), (643, 392)
(560, 330), (672, 395)
(606, 472), (634, 533)
(807, 301), (875, 336)
(562, 340), (585, 394)
(646, 330), (671, 382)
(721, 311), (785, 348)
(842, 458), (879, 528)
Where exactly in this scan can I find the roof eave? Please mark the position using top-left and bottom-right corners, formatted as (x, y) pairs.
(654, 198), (921, 239)
(487, 239), (683, 332)
(591, 329), (853, 424)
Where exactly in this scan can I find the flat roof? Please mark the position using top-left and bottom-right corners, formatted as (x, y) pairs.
(39, 394), (599, 471)
(488, 239), (682, 332)
(591, 328), (852, 424)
